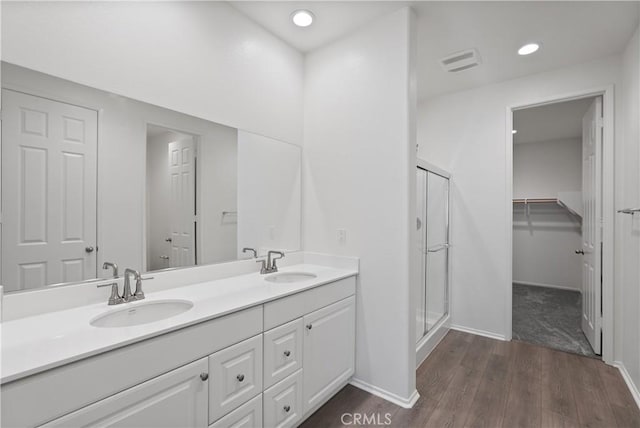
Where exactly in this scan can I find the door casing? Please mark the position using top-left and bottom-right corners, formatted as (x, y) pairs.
(505, 85), (615, 364)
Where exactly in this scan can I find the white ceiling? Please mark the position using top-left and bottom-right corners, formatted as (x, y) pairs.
(513, 97), (595, 145)
(229, 1), (639, 101)
(228, 1), (407, 53)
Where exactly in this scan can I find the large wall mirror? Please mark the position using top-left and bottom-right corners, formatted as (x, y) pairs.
(1, 62), (302, 293)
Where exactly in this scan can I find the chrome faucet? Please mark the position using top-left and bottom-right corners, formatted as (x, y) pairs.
(102, 262), (119, 278)
(97, 268), (153, 305)
(257, 250), (285, 274)
(124, 268), (151, 302)
(242, 247), (258, 259)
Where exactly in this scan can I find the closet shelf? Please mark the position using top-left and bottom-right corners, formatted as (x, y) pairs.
(513, 192), (582, 219)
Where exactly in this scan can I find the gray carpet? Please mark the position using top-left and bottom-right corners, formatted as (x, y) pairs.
(512, 283), (598, 358)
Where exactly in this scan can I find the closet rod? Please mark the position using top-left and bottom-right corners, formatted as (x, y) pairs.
(512, 198), (558, 204)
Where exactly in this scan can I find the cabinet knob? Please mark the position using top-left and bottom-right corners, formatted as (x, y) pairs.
(575, 249), (585, 255)
(284, 405), (291, 413)
(85, 246), (94, 253)
(237, 374), (245, 382)
(200, 373), (209, 381)
(306, 324), (313, 330)
(284, 350), (291, 357)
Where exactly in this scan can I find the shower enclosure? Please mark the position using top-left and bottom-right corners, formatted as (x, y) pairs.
(415, 162), (451, 363)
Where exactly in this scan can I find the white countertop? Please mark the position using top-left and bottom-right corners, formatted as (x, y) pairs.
(1, 264), (357, 384)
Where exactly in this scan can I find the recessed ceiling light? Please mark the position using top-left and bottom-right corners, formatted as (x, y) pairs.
(291, 10), (314, 27)
(518, 43), (540, 56)
(512, 129), (518, 134)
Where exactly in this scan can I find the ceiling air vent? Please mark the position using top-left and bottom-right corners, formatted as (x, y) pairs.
(439, 48), (482, 73)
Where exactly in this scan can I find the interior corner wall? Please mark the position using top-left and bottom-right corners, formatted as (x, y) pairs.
(303, 7), (417, 403)
(1, 1), (304, 145)
(417, 55), (622, 338)
(615, 24), (640, 401)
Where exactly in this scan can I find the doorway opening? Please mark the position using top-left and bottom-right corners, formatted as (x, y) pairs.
(145, 124), (199, 272)
(510, 96), (603, 359)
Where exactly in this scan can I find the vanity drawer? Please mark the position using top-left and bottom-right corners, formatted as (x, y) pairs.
(264, 276), (356, 330)
(263, 370), (303, 428)
(209, 334), (263, 423)
(263, 318), (303, 389)
(210, 394), (262, 428)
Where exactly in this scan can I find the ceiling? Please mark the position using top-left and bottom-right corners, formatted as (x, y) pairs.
(513, 97), (595, 145)
(229, 1), (639, 101)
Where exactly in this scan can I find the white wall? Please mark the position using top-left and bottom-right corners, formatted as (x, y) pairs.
(513, 139), (582, 198)
(513, 138), (582, 291)
(199, 128), (239, 266)
(1, 1), (303, 145)
(237, 131), (301, 257)
(418, 55), (622, 338)
(615, 25), (640, 403)
(304, 8), (418, 404)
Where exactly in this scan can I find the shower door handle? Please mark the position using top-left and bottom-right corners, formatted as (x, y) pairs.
(427, 244), (449, 253)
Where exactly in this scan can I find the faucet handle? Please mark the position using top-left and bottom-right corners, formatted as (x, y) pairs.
(97, 282), (123, 305)
(134, 276), (154, 300)
(267, 251), (285, 270)
(256, 259), (268, 274)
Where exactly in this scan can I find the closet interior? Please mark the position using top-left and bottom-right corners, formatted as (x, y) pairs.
(512, 96), (600, 358)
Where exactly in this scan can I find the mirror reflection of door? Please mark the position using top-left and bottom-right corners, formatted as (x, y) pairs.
(146, 126), (197, 271)
(1, 89), (98, 291)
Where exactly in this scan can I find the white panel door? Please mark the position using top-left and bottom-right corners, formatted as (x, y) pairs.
(1, 89), (97, 291)
(581, 97), (603, 354)
(42, 358), (208, 428)
(302, 296), (355, 415)
(168, 138), (196, 267)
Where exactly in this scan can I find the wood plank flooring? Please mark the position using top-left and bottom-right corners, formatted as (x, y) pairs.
(300, 331), (640, 428)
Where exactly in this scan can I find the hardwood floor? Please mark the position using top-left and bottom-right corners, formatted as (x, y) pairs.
(301, 331), (640, 428)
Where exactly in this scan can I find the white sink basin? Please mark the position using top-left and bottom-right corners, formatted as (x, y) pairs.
(90, 299), (193, 328)
(264, 272), (318, 283)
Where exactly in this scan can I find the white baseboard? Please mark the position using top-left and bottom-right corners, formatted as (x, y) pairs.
(613, 362), (640, 410)
(450, 324), (507, 341)
(513, 280), (581, 293)
(349, 378), (420, 409)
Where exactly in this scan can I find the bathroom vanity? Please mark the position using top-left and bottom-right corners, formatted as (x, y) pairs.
(1, 262), (358, 428)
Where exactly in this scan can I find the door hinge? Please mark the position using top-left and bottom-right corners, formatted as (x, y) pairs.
(597, 117), (604, 129)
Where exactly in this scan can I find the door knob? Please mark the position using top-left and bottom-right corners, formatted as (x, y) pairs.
(200, 373), (209, 381)
(575, 249), (585, 255)
(85, 246), (94, 253)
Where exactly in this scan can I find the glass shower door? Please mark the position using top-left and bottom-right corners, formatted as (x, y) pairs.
(425, 172), (449, 333)
(416, 167), (450, 342)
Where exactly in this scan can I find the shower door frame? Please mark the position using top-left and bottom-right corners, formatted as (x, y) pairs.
(416, 158), (452, 366)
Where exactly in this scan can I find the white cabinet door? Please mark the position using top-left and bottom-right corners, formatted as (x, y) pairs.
(263, 318), (303, 389)
(210, 394), (262, 428)
(302, 296), (355, 415)
(42, 358), (208, 428)
(209, 334), (263, 423)
(263, 370), (303, 428)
